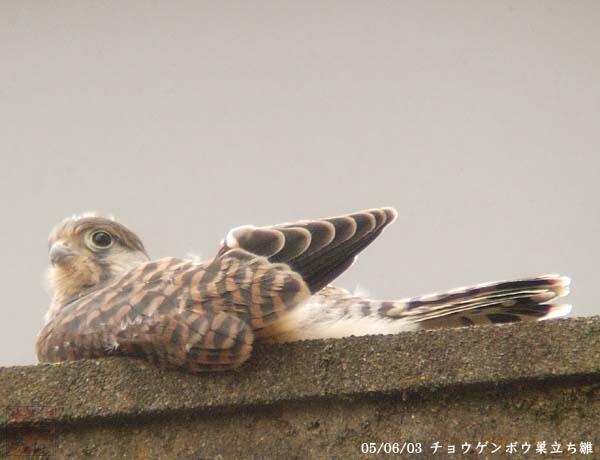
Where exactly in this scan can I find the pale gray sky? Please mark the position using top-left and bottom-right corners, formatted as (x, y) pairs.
(1, 1), (599, 367)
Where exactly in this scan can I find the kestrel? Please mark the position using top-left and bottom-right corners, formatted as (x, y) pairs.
(36, 208), (571, 372)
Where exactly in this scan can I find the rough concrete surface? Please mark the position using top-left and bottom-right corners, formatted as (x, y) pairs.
(1, 317), (598, 459)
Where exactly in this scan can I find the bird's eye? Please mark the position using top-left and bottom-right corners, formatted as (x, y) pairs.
(90, 231), (113, 249)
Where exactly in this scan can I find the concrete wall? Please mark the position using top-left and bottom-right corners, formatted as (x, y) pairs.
(1, 317), (598, 459)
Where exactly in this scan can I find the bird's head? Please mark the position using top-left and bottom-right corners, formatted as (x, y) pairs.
(46, 214), (149, 310)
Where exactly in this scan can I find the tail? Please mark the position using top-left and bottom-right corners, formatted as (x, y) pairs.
(383, 274), (571, 329)
(265, 274), (571, 342)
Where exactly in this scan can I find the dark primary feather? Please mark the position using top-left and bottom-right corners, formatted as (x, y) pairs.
(218, 207), (397, 293)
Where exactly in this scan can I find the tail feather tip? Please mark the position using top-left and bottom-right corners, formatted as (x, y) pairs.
(540, 304), (572, 321)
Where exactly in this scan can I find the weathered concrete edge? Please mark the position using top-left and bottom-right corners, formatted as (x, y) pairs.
(1, 316), (598, 426)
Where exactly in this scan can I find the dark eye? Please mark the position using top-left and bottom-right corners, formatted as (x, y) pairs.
(91, 231), (113, 248)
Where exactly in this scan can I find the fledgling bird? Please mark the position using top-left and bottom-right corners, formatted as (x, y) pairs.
(36, 208), (571, 372)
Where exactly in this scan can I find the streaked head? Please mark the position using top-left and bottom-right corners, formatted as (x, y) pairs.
(47, 214), (149, 309)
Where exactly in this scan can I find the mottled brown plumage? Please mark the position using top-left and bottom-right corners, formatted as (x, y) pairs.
(37, 208), (571, 373)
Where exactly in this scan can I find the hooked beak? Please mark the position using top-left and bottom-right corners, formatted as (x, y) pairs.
(49, 241), (76, 265)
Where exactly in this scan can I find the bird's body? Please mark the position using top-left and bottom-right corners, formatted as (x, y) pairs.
(37, 208), (571, 372)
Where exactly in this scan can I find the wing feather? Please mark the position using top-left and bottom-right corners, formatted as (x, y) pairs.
(218, 207), (398, 293)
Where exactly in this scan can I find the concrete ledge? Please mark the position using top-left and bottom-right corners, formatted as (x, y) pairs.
(1, 316), (599, 458)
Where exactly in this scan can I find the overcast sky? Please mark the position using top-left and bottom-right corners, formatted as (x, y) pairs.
(1, 1), (599, 367)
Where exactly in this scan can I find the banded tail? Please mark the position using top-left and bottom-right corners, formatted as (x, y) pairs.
(266, 274), (571, 342)
(385, 274), (571, 329)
